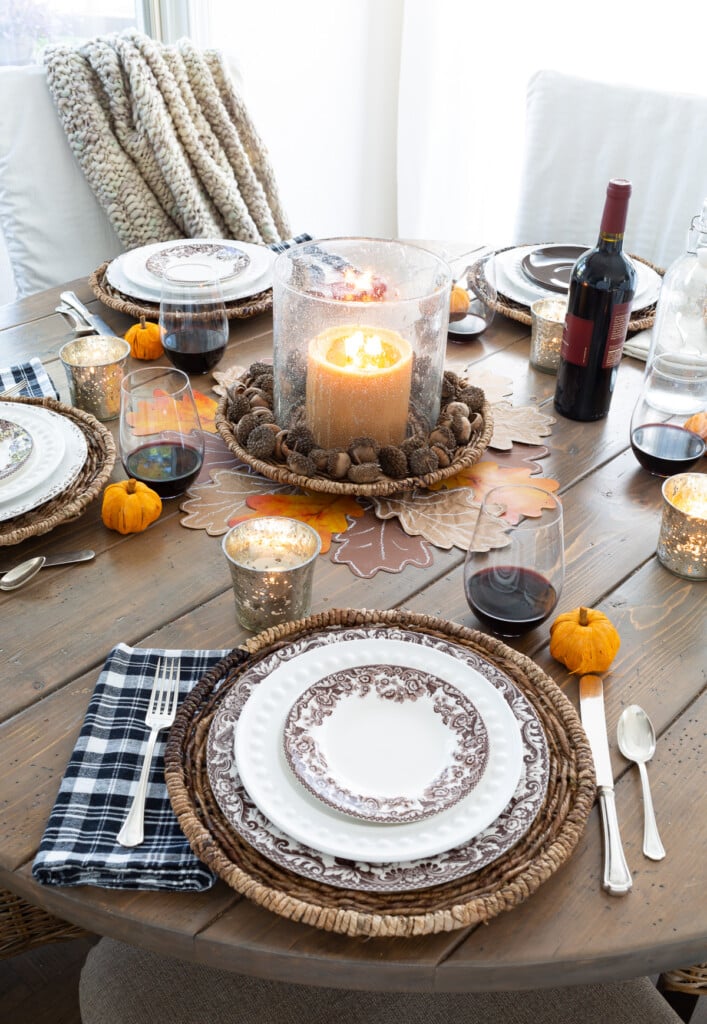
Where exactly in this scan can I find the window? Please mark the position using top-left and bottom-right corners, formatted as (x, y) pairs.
(0, 0), (144, 65)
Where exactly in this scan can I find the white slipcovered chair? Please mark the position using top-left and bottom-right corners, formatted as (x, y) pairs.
(512, 70), (707, 269)
(0, 64), (123, 303)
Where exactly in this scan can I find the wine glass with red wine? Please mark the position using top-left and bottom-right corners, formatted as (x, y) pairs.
(464, 485), (564, 637)
(159, 263), (229, 375)
(119, 367), (205, 498)
(630, 355), (706, 476)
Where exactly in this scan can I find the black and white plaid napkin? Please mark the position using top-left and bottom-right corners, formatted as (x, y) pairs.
(0, 356), (58, 398)
(32, 643), (230, 891)
(268, 232), (312, 254)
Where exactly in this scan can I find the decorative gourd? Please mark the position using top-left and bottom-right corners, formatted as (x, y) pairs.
(684, 411), (707, 442)
(124, 316), (164, 360)
(549, 606), (620, 675)
(449, 284), (470, 321)
(101, 479), (162, 535)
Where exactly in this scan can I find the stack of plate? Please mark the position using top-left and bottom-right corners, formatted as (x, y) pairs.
(206, 626), (550, 893)
(492, 243), (662, 315)
(105, 239), (278, 307)
(0, 402), (88, 524)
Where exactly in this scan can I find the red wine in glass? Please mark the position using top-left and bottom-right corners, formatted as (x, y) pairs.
(630, 423), (705, 476)
(163, 328), (227, 374)
(123, 441), (203, 498)
(464, 565), (558, 636)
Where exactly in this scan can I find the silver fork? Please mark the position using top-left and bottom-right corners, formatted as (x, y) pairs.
(116, 657), (181, 848)
(0, 381), (26, 399)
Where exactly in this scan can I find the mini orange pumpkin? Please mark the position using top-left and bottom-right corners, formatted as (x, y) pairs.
(549, 606), (620, 675)
(684, 411), (707, 443)
(124, 316), (164, 360)
(449, 284), (470, 321)
(101, 479), (162, 534)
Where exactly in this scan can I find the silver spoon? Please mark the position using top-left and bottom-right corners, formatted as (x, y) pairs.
(617, 705), (666, 861)
(0, 556), (46, 590)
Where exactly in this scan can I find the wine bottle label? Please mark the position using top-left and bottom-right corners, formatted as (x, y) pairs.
(560, 302), (632, 368)
(602, 302), (632, 368)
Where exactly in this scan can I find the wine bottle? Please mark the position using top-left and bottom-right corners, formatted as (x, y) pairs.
(554, 179), (637, 421)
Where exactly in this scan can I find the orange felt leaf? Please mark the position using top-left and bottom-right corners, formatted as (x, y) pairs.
(430, 460), (559, 522)
(228, 492), (364, 553)
(126, 388), (218, 436)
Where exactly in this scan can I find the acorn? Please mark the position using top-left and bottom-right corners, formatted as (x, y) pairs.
(251, 372), (274, 393)
(247, 361), (272, 379)
(379, 446), (409, 479)
(348, 461), (382, 484)
(445, 401), (470, 419)
(450, 414), (473, 445)
(287, 451), (317, 477)
(459, 385), (485, 413)
(309, 448), (331, 472)
(468, 411), (484, 433)
(429, 425), (456, 449)
(408, 447), (439, 476)
(442, 371), (461, 399)
(349, 437), (379, 464)
(327, 451), (352, 479)
(430, 444), (452, 468)
(245, 423), (277, 459)
(227, 391), (251, 422)
(287, 425), (317, 455)
(400, 433), (426, 454)
(236, 412), (260, 445)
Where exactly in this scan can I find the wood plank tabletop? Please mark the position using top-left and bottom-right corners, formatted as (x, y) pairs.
(0, 280), (705, 992)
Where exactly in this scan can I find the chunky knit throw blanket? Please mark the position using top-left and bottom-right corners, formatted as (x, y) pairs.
(43, 30), (290, 250)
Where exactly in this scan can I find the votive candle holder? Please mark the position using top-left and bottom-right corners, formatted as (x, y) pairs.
(530, 297), (568, 374)
(222, 516), (321, 631)
(60, 336), (131, 421)
(657, 473), (707, 580)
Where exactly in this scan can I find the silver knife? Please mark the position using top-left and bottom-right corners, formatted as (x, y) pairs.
(0, 549), (95, 575)
(59, 291), (116, 336)
(579, 674), (633, 896)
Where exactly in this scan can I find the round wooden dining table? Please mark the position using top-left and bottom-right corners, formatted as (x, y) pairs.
(0, 279), (705, 993)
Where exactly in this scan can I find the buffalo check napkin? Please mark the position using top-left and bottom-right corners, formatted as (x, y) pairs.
(0, 357), (58, 398)
(32, 643), (232, 891)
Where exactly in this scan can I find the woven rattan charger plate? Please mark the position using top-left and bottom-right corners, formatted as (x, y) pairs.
(489, 248), (664, 333)
(89, 261), (273, 322)
(0, 397), (116, 546)
(215, 397), (494, 498)
(165, 608), (595, 939)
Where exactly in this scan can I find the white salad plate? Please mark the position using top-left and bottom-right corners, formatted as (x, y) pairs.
(0, 418), (33, 482)
(0, 404), (86, 522)
(145, 241), (251, 282)
(234, 638), (523, 863)
(206, 626), (549, 892)
(108, 239), (276, 303)
(492, 244), (662, 312)
(283, 665), (490, 824)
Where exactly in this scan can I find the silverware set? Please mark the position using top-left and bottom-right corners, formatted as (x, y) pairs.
(580, 675), (666, 896)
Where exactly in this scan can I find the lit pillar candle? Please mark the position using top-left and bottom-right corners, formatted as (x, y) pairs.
(305, 325), (413, 449)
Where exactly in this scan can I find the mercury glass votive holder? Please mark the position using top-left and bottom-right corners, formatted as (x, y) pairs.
(222, 516), (322, 631)
(60, 336), (131, 420)
(530, 297), (568, 374)
(272, 237), (451, 451)
(657, 473), (707, 580)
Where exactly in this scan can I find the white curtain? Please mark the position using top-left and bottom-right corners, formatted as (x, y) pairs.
(193, 0), (706, 250)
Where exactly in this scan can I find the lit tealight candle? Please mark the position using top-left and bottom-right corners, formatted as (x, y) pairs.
(222, 516), (321, 631)
(59, 336), (131, 421)
(657, 473), (707, 580)
(305, 325), (413, 449)
(530, 298), (568, 374)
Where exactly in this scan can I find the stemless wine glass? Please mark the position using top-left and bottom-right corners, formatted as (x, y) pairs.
(630, 354), (707, 476)
(464, 485), (564, 637)
(119, 366), (205, 498)
(447, 245), (497, 341)
(159, 262), (229, 374)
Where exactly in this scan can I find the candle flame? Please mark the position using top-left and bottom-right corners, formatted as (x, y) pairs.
(341, 330), (398, 370)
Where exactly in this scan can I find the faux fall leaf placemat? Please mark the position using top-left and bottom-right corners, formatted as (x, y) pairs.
(179, 371), (558, 577)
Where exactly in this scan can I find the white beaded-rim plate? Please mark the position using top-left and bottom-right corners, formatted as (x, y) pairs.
(206, 625), (550, 892)
(0, 404), (86, 522)
(235, 638), (523, 863)
(283, 665), (490, 823)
